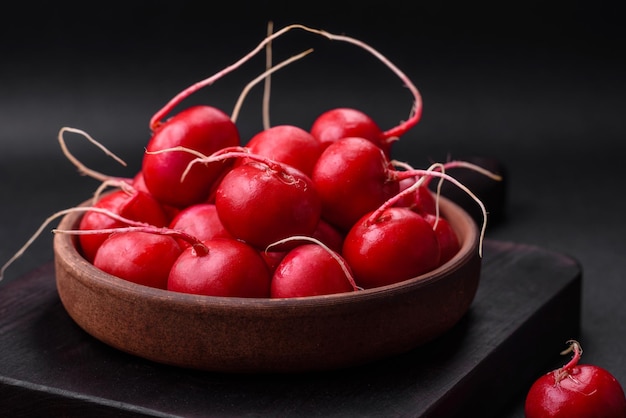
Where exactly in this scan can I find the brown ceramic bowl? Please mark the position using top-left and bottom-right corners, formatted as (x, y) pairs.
(54, 195), (481, 373)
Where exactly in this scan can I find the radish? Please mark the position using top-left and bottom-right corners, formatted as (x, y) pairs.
(312, 136), (400, 232)
(339, 156), (500, 288)
(260, 220), (344, 275)
(314, 137), (497, 243)
(260, 250), (288, 274)
(270, 238), (358, 298)
(311, 218), (345, 254)
(525, 340), (626, 417)
(78, 189), (170, 262)
(1, 24), (506, 302)
(216, 159), (321, 250)
(310, 107), (387, 155)
(423, 213), (460, 265)
(342, 206), (440, 289)
(141, 105), (241, 208)
(52, 208), (271, 298)
(394, 178), (438, 216)
(168, 203), (233, 248)
(173, 149), (321, 250)
(93, 231), (183, 290)
(238, 124), (323, 178)
(130, 171), (181, 220)
(168, 238), (271, 298)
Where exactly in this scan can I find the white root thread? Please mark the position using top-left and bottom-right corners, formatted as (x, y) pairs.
(263, 21), (274, 130)
(91, 178), (136, 204)
(144, 145), (211, 160)
(231, 48), (314, 123)
(150, 24), (317, 129)
(58, 127), (127, 182)
(266, 235), (361, 291)
(390, 159), (504, 256)
(383, 168), (489, 257)
(291, 26), (422, 138)
(0, 206), (150, 281)
(151, 23), (421, 139)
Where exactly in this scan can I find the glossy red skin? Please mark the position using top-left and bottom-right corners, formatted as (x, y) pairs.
(423, 214), (460, 266)
(141, 105), (240, 208)
(525, 364), (626, 418)
(78, 190), (170, 263)
(131, 171), (180, 221)
(93, 231), (183, 290)
(215, 162), (321, 250)
(167, 238), (271, 298)
(311, 219), (345, 254)
(168, 203), (232, 248)
(395, 179), (438, 216)
(309, 107), (390, 156)
(260, 250), (287, 274)
(271, 244), (356, 298)
(311, 136), (399, 232)
(240, 125), (323, 178)
(342, 207), (440, 289)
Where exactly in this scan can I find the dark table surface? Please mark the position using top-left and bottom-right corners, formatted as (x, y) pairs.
(1, 3), (625, 417)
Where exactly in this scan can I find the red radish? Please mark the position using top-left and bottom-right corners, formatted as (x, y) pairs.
(260, 220), (344, 273)
(260, 219), (344, 270)
(342, 206), (440, 289)
(142, 105), (240, 208)
(270, 241), (358, 298)
(216, 161), (321, 249)
(168, 238), (271, 298)
(239, 125), (323, 177)
(168, 203), (233, 248)
(423, 213), (460, 265)
(315, 139), (496, 253)
(311, 136), (400, 232)
(310, 107), (388, 154)
(311, 218), (345, 253)
(260, 250), (287, 274)
(395, 180), (439, 216)
(177, 151), (323, 250)
(93, 231), (183, 289)
(525, 340), (626, 418)
(78, 189), (170, 262)
(130, 171), (180, 220)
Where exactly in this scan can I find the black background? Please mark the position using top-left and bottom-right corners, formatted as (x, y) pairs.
(2, 2), (626, 416)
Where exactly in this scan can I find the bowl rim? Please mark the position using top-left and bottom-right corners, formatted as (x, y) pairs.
(54, 194), (479, 308)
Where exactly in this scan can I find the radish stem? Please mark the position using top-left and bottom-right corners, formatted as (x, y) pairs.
(231, 48), (314, 123)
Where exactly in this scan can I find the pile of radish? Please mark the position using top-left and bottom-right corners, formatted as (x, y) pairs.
(1, 24), (500, 299)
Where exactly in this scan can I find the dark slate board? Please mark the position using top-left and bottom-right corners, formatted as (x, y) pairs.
(0, 239), (581, 417)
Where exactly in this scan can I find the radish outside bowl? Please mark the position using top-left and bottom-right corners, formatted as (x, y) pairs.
(53, 195), (481, 373)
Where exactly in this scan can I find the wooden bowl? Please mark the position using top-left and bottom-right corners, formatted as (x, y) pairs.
(54, 195), (481, 373)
